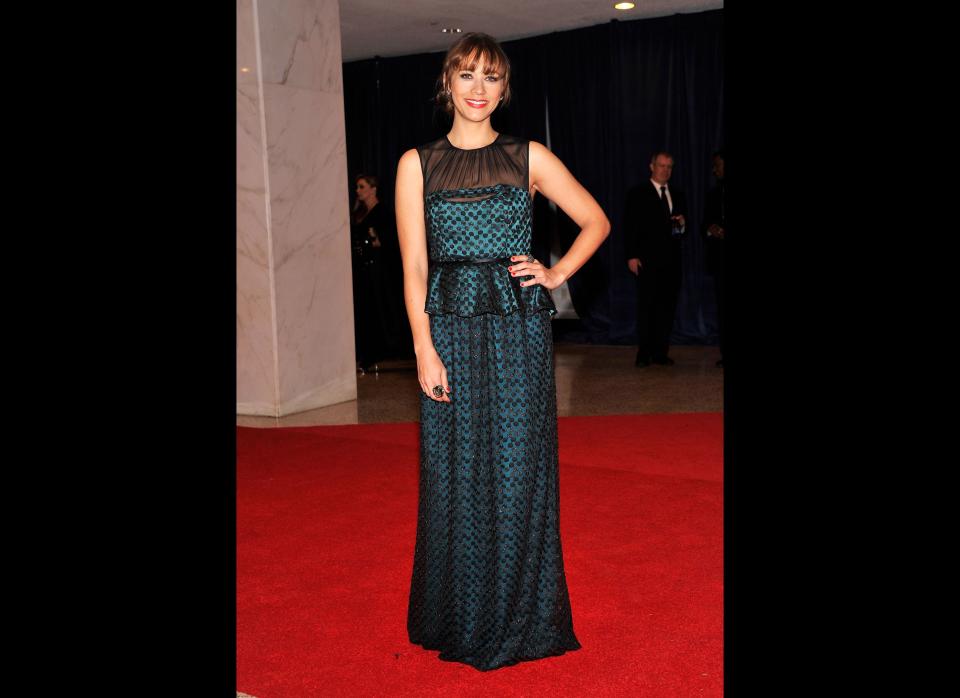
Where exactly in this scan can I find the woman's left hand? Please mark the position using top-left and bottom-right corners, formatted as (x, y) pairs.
(508, 255), (565, 290)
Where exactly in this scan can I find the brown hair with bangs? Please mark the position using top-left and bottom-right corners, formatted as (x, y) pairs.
(435, 33), (511, 114)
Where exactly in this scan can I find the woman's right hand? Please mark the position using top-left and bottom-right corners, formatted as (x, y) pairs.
(417, 346), (451, 402)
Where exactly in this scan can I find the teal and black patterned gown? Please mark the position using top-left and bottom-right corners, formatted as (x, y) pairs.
(407, 134), (581, 671)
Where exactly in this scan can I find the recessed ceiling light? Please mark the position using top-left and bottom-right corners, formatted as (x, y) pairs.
(240, 67), (250, 73)
(615, 2), (636, 9)
(440, 28), (462, 33)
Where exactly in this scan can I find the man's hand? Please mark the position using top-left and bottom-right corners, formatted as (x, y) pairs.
(627, 258), (642, 275)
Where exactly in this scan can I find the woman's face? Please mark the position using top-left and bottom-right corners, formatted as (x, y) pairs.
(447, 57), (504, 123)
(355, 179), (376, 204)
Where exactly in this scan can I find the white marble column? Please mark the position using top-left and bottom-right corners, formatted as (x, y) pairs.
(237, 0), (356, 416)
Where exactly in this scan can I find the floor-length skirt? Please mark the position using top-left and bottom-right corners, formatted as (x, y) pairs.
(407, 309), (581, 671)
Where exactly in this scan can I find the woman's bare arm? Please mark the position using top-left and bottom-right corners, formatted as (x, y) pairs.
(395, 149), (451, 402)
(510, 141), (610, 287)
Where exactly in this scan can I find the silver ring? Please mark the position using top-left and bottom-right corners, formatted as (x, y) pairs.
(526, 254), (536, 263)
(432, 385), (444, 398)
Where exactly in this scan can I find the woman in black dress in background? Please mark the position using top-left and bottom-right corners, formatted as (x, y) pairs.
(351, 174), (403, 372)
(396, 33), (610, 670)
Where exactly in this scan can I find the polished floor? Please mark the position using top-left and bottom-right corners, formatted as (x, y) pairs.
(237, 344), (723, 427)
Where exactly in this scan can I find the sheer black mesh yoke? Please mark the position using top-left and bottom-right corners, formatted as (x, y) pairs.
(418, 133), (528, 195)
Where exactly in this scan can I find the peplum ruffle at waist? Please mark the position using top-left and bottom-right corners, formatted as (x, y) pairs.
(424, 259), (556, 317)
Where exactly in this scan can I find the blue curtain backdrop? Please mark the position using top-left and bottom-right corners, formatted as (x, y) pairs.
(342, 10), (724, 345)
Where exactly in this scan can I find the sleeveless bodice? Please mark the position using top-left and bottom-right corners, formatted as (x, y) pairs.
(417, 134), (555, 317)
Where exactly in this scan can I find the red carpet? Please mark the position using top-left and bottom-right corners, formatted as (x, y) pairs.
(237, 413), (723, 696)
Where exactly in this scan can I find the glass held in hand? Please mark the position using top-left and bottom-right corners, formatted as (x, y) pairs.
(671, 217), (685, 238)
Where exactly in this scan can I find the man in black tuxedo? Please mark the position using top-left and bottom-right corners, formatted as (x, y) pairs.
(703, 150), (725, 368)
(624, 151), (687, 367)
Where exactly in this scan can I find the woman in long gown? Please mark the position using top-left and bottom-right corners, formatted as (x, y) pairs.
(351, 174), (405, 371)
(395, 33), (610, 671)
